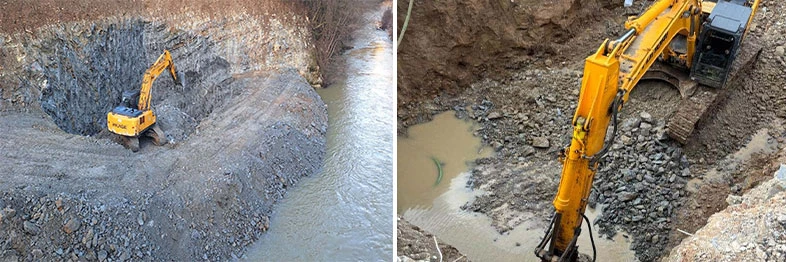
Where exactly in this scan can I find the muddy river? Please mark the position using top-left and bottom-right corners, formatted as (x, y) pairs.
(244, 6), (394, 261)
(399, 113), (637, 262)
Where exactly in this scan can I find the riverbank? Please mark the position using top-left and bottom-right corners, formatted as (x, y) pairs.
(243, 1), (394, 260)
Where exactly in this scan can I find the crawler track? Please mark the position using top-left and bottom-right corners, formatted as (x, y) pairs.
(667, 40), (763, 144)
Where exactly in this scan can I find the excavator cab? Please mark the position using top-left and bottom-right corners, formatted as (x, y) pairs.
(690, 0), (752, 88)
(121, 90), (140, 108)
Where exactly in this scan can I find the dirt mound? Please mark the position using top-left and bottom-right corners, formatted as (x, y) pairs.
(667, 166), (786, 261)
(396, 0), (620, 127)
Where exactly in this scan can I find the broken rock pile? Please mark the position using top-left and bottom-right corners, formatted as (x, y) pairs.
(667, 166), (786, 261)
(590, 111), (691, 261)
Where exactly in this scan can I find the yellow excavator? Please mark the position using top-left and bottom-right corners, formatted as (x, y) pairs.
(107, 50), (185, 152)
(535, 0), (761, 261)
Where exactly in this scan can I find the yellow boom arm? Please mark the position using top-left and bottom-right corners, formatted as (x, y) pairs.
(537, 0), (762, 260)
(536, 0), (703, 260)
(138, 50), (181, 111)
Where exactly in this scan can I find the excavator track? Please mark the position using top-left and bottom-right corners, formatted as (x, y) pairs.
(666, 40), (762, 144)
(667, 85), (719, 144)
(120, 136), (140, 152)
(146, 124), (167, 146)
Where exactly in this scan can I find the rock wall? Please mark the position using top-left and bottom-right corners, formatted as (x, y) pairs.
(667, 165), (786, 261)
(0, 3), (321, 116)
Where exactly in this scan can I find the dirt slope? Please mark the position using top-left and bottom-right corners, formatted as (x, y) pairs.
(397, 0), (621, 132)
(397, 216), (466, 262)
(667, 163), (786, 262)
(0, 0), (296, 34)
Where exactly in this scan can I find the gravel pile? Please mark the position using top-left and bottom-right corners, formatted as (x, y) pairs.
(0, 187), (273, 262)
(589, 111), (691, 261)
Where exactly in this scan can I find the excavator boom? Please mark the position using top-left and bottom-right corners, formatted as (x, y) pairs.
(138, 50), (183, 111)
(535, 0), (759, 261)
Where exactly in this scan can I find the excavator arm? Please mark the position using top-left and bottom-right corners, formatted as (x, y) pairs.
(536, 0), (760, 260)
(137, 50), (184, 111)
(535, 0), (714, 261)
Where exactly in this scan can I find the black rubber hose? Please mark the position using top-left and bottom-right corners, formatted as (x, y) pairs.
(535, 213), (556, 251)
(591, 91), (624, 166)
(582, 213), (597, 262)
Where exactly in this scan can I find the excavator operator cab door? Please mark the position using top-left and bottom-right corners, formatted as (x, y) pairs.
(690, 0), (751, 88)
(691, 29), (739, 88)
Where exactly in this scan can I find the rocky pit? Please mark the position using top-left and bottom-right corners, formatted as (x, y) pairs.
(397, 0), (786, 261)
(0, 1), (329, 261)
(28, 19), (235, 141)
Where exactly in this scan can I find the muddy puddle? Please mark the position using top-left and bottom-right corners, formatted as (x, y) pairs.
(243, 6), (394, 261)
(687, 128), (779, 191)
(399, 113), (637, 261)
(398, 112), (494, 211)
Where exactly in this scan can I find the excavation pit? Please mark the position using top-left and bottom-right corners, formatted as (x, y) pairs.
(28, 19), (234, 143)
(0, 8), (329, 261)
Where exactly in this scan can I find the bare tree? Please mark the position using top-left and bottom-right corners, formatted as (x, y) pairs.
(300, 0), (362, 81)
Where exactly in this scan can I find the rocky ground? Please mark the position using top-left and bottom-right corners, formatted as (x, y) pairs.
(0, 1), (331, 261)
(398, 0), (786, 261)
(667, 159), (786, 262)
(0, 69), (327, 262)
(397, 216), (466, 262)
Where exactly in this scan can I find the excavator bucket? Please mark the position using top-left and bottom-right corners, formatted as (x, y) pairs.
(176, 71), (187, 90)
(641, 62), (697, 99)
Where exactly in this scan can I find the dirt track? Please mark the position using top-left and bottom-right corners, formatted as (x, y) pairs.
(397, 0), (786, 261)
(0, 1), (330, 261)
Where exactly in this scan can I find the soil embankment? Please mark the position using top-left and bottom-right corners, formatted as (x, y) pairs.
(397, 0), (621, 132)
(0, 1), (329, 261)
(667, 161), (786, 261)
(398, 0), (786, 261)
